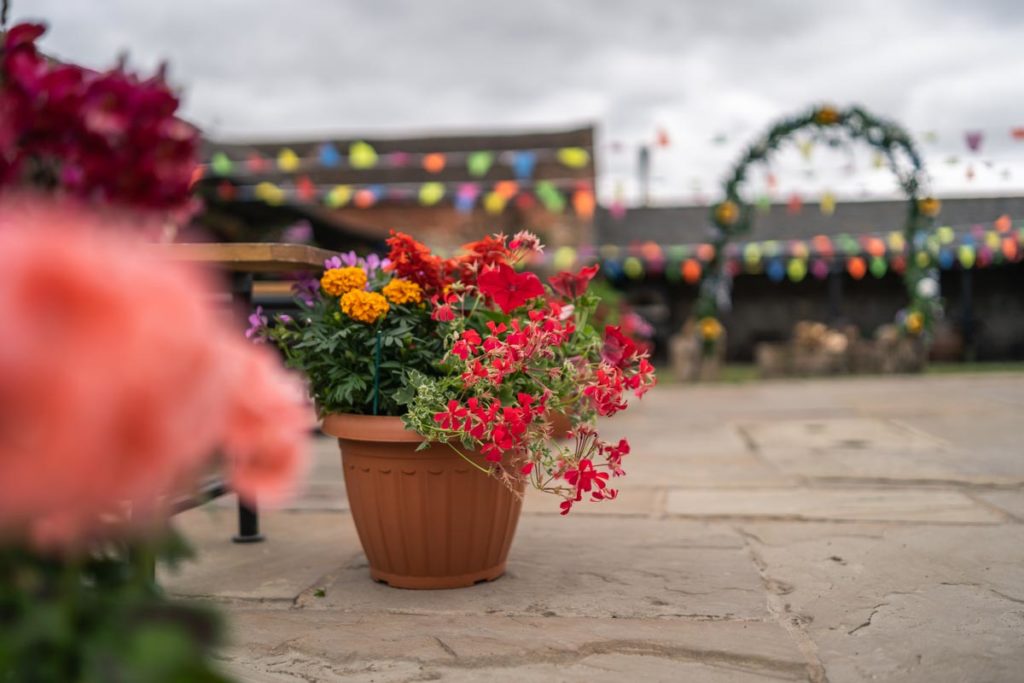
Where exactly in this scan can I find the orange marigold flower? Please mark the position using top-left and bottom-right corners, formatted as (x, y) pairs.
(714, 200), (740, 226)
(382, 277), (423, 305)
(814, 105), (840, 125)
(340, 289), (389, 323)
(905, 311), (924, 335)
(321, 266), (367, 297)
(698, 317), (723, 341)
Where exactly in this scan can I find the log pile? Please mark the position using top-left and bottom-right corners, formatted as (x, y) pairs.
(756, 321), (926, 378)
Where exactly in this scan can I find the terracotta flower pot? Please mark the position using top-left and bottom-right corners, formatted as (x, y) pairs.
(548, 410), (572, 439)
(322, 414), (524, 589)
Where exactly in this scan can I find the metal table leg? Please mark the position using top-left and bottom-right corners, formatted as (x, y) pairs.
(230, 271), (265, 543)
(233, 498), (264, 543)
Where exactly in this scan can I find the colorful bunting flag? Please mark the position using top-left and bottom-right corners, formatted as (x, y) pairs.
(494, 180), (519, 199)
(572, 189), (596, 219)
(787, 193), (803, 215)
(210, 152), (233, 176)
(965, 131), (984, 152)
(623, 256), (644, 280)
(820, 192), (836, 216)
(324, 185), (353, 208)
(418, 182), (445, 206)
(467, 151), (495, 177)
(295, 176), (316, 201)
(556, 147), (590, 169)
(682, 259), (702, 284)
(512, 151), (537, 180)
(216, 180), (236, 201)
(535, 181), (566, 213)
(514, 192), (537, 211)
(247, 152), (269, 173)
(349, 141), (378, 170)
(483, 191), (507, 214)
(254, 181), (285, 205)
(869, 256), (887, 278)
(318, 144), (341, 168)
(422, 153), (446, 174)
(958, 245), (976, 268)
(847, 257), (866, 280)
(811, 259), (830, 280)
(387, 151), (410, 168)
(277, 148), (300, 172)
(353, 187), (379, 208)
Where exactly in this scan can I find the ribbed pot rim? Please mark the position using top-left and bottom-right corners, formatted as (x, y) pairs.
(321, 413), (425, 443)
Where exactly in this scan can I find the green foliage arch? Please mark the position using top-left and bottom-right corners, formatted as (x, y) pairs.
(696, 104), (942, 339)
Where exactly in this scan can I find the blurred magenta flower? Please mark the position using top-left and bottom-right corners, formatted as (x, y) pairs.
(0, 23), (198, 214)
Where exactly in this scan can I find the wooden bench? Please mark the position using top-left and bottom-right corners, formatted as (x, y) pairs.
(161, 243), (334, 542)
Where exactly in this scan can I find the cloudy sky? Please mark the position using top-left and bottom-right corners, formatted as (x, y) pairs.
(17, 0), (1024, 206)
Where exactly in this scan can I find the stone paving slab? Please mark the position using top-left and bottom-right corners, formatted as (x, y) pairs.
(220, 611), (810, 683)
(522, 485), (667, 515)
(736, 522), (1024, 683)
(300, 515), (769, 622)
(164, 374), (1024, 681)
(973, 490), (1024, 522)
(665, 487), (1003, 523)
(162, 509), (361, 602)
(739, 417), (970, 483)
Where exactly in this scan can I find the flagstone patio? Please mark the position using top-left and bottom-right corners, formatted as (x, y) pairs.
(164, 372), (1024, 682)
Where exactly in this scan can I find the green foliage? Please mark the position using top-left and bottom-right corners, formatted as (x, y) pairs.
(268, 282), (445, 417)
(699, 104), (941, 336)
(0, 532), (229, 683)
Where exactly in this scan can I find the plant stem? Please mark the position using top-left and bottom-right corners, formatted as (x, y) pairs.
(372, 330), (382, 415)
(445, 442), (493, 475)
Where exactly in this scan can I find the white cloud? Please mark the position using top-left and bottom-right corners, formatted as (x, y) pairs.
(17, 0), (1024, 203)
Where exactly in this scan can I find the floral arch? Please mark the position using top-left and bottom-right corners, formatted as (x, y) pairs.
(694, 104), (943, 345)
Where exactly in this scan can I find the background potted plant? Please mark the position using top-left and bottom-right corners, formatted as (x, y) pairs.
(258, 230), (656, 589)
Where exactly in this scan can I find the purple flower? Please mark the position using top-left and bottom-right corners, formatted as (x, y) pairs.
(323, 251), (390, 279)
(282, 220), (313, 243)
(292, 274), (319, 306)
(364, 253), (392, 278)
(245, 305), (268, 342)
(277, 313), (293, 324)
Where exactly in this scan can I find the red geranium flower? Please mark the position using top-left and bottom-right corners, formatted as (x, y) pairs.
(602, 325), (640, 369)
(548, 264), (599, 300)
(451, 235), (510, 285)
(477, 263), (544, 314)
(384, 231), (448, 294)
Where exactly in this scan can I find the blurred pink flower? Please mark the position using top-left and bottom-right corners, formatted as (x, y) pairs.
(222, 342), (310, 506)
(0, 200), (308, 550)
